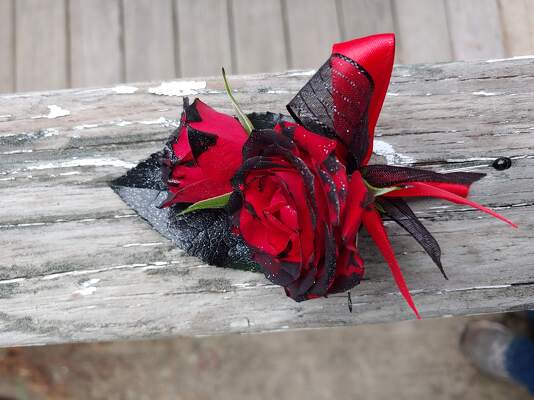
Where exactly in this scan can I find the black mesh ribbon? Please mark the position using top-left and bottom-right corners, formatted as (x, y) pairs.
(378, 197), (446, 279)
(362, 165), (485, 188)
(287, 53), (374, 169)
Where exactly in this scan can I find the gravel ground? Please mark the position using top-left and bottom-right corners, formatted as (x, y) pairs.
(0, 316), (531, 400)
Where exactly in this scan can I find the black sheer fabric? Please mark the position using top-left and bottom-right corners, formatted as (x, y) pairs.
(363, 165), (485, 188)
(378, 197), (447, 279)
(287, 53), (374, 168)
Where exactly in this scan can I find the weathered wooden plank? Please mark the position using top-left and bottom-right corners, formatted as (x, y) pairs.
(284, 0), (340, 69)
(15, 0), (68, 91)
(229, 0), (288, 73)
(0, 59), (533, 346)
(498, 0), (534, 57)
(69, 0), (123, 87)
(393, 0), (453, 63)
(123, 0), (176, 81)
(337, 0), (394, 41)
(446, 0), (506, 61)
(175, 0), (233, 77)
(0, 0), (14, 93)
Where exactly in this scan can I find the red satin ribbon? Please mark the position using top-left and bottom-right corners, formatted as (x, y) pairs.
(332, 34), (515, 318)
(362, 206), (422, 319)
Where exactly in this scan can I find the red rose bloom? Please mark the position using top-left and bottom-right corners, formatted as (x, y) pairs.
(228, 122), (368, 301)
(151, 34), (515, 317)
(161, 98), (248, 206)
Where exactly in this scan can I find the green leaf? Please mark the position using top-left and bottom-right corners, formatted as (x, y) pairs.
(363, 179), (401, 197)
(222, 67), (254, 135)
(178, 192), (232, 215)
(374, 202), (385, 214)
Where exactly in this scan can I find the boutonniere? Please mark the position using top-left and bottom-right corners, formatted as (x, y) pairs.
(114, 34), (515, 318)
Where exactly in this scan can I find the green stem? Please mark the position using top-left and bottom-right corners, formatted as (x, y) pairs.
(363, 179), (400, 197)
(222, 67), (254, 135)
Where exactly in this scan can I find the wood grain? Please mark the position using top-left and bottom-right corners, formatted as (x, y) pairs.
(393, 0), (453, 63)
(284, 0), (341, 69)
(498, 0), (534, 56)
(0, 58), (533, 346)
(0, 0), (14, 93)
(229, 0), (288, 73)
(69, 0), (123, 87)
(15, 0), (68, 91)
(337, 0), (394, 41)
(122, 0), (176, 81)
(446, 0), (506, 61)
(175, 0), (233, 77)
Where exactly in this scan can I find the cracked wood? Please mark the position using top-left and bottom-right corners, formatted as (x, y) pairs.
(0, 59), (533, 346)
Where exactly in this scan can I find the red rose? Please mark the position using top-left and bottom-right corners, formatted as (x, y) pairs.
(228, 122), (369, 301)
(161, 98), (248, 206)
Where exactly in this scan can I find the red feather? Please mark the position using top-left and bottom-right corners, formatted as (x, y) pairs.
(385, 182), (517, 228)
(362, 206), (421, 319)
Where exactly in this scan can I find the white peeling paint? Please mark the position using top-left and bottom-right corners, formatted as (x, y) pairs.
(472, 91), (499, 96)
(138, 117), (168, 125)
(267, 89), (290, 94)
(443, 284), (512, 293)
(17, 222), (44, 227)
(487, 55), (534, 63)
(0, 277), (26, 285)
(137, 117), (179, 128)
(73, 278), (100, 296)
(373, 140), (415, 165)
(1, 129), (58, 139)
(233, 282), (278, 290)
(286, 70), (316, 77)
(43, 128), (59, 137)
(116, 120), (134, 127)
(0, 221), (47, 229)
(123, 242), (164, 248)
(74, 123), (99, 130)
(47, 106), (70, 118)
(386, 92), (400, 96)
(26, 157), (135, 170)
(112, 85), (139, 94)
(141, 265), (168, 272)
(1, 149), (33, 155)
(0, 114), (12, 119)
(443, 165), (487, 173)
(148, 80), (206, 96)
(113, 214), (136, 219)
(73, 286), (97, 296)
(42, 262), (165, 281)
(445, 156), (496, 163)
(32, 105), (71, 119)
(59, 171), (81, 176)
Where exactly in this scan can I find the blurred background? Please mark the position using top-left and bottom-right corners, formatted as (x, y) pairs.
(1, 0), (534, 93)
(1, 0), (534, 399)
